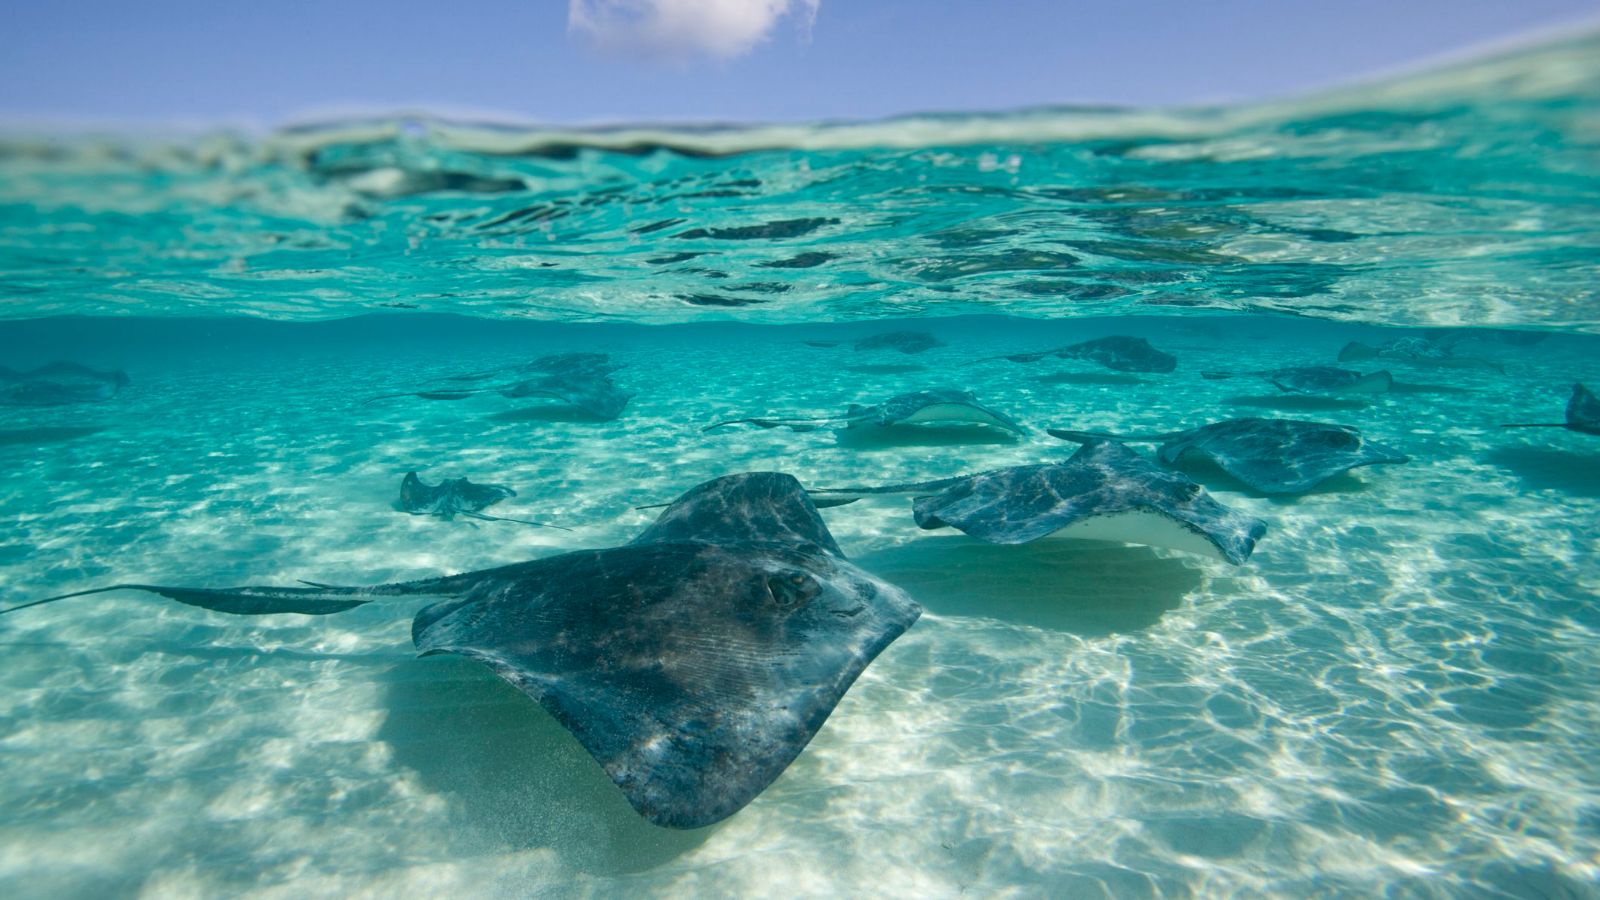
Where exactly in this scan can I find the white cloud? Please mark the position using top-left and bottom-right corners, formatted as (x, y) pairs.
(568, 0), (819, 62)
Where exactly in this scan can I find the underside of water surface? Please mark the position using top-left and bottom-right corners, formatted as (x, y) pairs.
(1, 30), (1599, 900)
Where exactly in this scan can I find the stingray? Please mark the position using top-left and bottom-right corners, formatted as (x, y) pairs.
(809, 440), (1266, 564)
(398, 471), (568, 529)
(1338, 338), (1503, 373)
(0, 362), (129, 407)
(1501, 383), (1600, 436)
(973, 335), (1177, 373)
(1049, 417), (1410, 494)
(369, 368), (634, 421)
(705, 388), (1025, 435)
(1201, 365), (1393, 395)
(2, 472), (922, 830)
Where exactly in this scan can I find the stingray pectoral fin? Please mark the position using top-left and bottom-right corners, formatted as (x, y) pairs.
(0, 583), (378, 617)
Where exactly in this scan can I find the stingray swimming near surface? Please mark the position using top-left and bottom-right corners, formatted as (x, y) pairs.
(1338, 338), (1503, 373)
(705, 388), (1025, 435)
(810, 440), (1266, 564)
(368, 356), (634, 421)
(0, 362), (130, 407)
(1049, 417), (1410, 494)
(1501, 383), (1600, 436)
(1201, 365), (1393, 395)
(1, 472), (922, 830)
(972, 335), (1177, 373)
(398, 471), (568, 529)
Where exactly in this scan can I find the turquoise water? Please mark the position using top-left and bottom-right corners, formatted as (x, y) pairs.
(2, 32), (1600, 899)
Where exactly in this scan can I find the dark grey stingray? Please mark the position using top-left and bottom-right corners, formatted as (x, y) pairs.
(3, 473), (921, 830)
(705, 388), (1025, 435)
(0, 362), (129, 407)
(1338, 338), (1503, 373)
(810, 440), (1266, 564)
(369, 366), (634, 421)
(1050, 417), (1410, 494)
(398, 471), (568, 529)
(1502, 383), (1600, 437)
(1201, 365), (1393, 395)
(974, 335), (1177, 373)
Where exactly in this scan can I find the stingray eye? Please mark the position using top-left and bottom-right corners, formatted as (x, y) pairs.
(766, 572), (820, 609)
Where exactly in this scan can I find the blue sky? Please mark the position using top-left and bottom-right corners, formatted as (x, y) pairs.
(3, 0), (1597, 126)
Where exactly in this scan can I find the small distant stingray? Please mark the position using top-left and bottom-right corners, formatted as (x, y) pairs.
(2, 472), (922, 830)
(398, 471), (568, 529)
(1338, 338), (1503, 373)
(0, 362), (129, 407)
(972, 335), (1177, 373)
(804, 331), (944, 354)
(1501, 383), (1600, 436)
(1049, 417), (1410, 494)
(369, 355), (633, 421)
(705, 388), (1025, 435)
(810, 440), (1266, 564)
(1201, 365), (1393, 395)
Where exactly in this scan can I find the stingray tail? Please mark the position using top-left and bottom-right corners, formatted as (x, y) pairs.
(459, 510), (573, 531)
(0, 582), (383, 618)
(363, 389), (488, 405)
(1046, 428), (1176, 444)
(1200, 370), (1247, 380)
(1499, 422), (1568, 428)
(703, 415), (835, 432)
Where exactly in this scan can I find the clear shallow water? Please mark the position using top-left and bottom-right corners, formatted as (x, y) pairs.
(2, 30), (1600, 900)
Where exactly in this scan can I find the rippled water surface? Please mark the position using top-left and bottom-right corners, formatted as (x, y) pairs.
(2, 30), (1600, 900)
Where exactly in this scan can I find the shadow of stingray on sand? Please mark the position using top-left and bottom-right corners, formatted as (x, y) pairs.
(1485, 445), (1600, 499)
(0, 425), (106, 447)
(376, 657), (711, 875)
(1223, 394), (1373, 413)
(853, 535), (1201, 636)
(832, 425), (1020, 451)
(486, 405), (613, 424)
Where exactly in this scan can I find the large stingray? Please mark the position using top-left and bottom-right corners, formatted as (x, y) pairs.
(1049, 417), (1410, 494)
(1201, 365), (1393, 395)
(1338, 338), (1503, 372)
(705, 388), (1025, 435)
(973, 335), (1177, 373)
(3, 473), (921, 830)
(398, 471), (568, 529)
(0, 362), (129, 407)
(810, 440), (1266, 564)
(1501, 383), (1600, 436)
